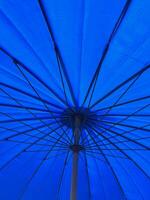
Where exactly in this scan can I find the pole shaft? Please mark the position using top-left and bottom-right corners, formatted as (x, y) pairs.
(70, 116), (80, 200)
(70, 151), (78, 200)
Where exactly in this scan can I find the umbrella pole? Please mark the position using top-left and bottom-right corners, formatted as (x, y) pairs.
(70, 151), (78, 200)
(70, 116), (80, 200)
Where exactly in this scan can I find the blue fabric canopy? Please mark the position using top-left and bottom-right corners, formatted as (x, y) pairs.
(0, 0), (150, 199)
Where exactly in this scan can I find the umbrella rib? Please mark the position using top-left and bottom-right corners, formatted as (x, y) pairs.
(101, 123), (150, 145)
(83, 151), (92, 199)
(1, 77), (59, 115)
(86, 124), (150, 148)
(80, 134), (92, 199)
(0, 116), (62, 124)
(83, 125), (150, 149)
(94, 158), (107, 199)
(0, 123), (49, 137)
(0, 121), (69, 146)
(0, 111), (51, 139)
(56, 52), (70, 108)
(47, 134), (73, 161)
(1, 128), (69, 158)
(0, 103), (51, 113)
(85, 147), (150, 151)
(88, 126), (150, 179)
(87, 132), (148, 200)
(0, 123), (68, 171)
(0, 82), (63, 110)
(6, 137), (67, 147)
(0, 110), (61, 124)
(0, 47), (67, 106)
(1, 139), (61, 147)
(14, 61), (73, 145)
(94, 114), (150, 117)
(81, 127), (100, 146)
(93, 122), (149, 150)
(85, 149), (127, 160)
(84, 128), (107, 148)
(38, 0), (77, 107)
(57, 150), (70, 199)
(82, 125), (104, 147)
(46, 151), (69, 161)
(19, 128), (69, 199)
(55, 48), (78, 107)
(85, 128), (120, 158)
(88, 126), (150, 169)
(7, 126), (70, 146)
(94, 95), (150, 113)
(94, 103), (150, 136)
(0, 110), (70, 145)
(0, 11), (66, 99)
(100, 120), (150, 133)
(77, 150), (93, 198)
(99, 136), (150, 147)
(84, 129), (127, 159)
(90, 65), (150, 109)
(82, 0), (131, 107)
(0, 65), (55, 106)
(25, 148), (68, 153)
(7, 132), (57, 144)
(99, 69), (145, 121)
(85, 128), (128, 199)
(28, 127), (69, 152)
(6, 134), (68, 147)
(80, 129), (91, 146)
(84, 152), (105, 163)
(82, 132), (100, 148)
(0, 140), (51, 157)
(4, 118), (69, 144)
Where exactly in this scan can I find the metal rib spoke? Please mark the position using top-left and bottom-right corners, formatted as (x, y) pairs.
(82, 0), (132, 107)
(88, 126), (150, 179)
(90, 65), (150, 109)
(0, 82), (63, 110)
(0, 47), (66, 106)
(19, 129), (69, 200)
(93, 122), (149, 150)
(85, 128), (127, 199)
(38, 0), (77, 107)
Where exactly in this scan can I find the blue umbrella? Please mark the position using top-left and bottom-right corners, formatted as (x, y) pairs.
(0, 0), (150, 199)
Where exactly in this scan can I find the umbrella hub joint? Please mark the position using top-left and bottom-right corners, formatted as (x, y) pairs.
(60, 107), (98, 129)
(70, 144), (84, 152)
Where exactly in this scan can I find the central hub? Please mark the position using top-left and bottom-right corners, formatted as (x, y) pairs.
(71, 112), (85, 128)
(70, 144), (84, 152)
(60, 107), (98, 152)
(60, 107), (93, 128)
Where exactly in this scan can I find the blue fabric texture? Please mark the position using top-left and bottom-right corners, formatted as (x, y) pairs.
(0, 0), (150, 199)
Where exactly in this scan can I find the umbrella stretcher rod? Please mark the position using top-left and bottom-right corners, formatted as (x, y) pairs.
(70, 116), (81, 200)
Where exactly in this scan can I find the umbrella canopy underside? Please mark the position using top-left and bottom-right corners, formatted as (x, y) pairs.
(0, 0), (150, 200)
